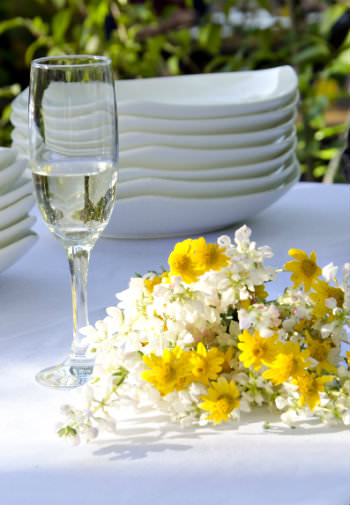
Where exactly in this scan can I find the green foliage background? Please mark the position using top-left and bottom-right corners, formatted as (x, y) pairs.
(0, 0), (349, 182)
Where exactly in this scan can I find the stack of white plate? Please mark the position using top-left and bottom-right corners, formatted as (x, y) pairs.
(10, 65), (300, 238)
(0, 148), (37, 273)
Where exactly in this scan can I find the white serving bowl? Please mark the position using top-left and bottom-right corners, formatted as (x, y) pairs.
(0, 232), (38, 274)
(0, 158), (27, 195)
(116, 157), (298, 199)
(0, 215), (36, 248)
(11, 93), (298, 130)
(0, 194), (35, 229)
(118, 116), (296, 151)
(19, 67), (297, 120)
(118, 141), (296, 181)
(0, 147), (17, 170)
(11, 92), (298, 136)
(116, 66), (298, 118)
(118, 98), (298, 134)
(104, 161), (300, 238)
(0, 177), (32, 209)
(119, 134), (296, 170)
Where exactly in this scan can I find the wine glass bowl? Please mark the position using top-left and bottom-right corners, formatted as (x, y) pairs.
(29, 55), (118, 388)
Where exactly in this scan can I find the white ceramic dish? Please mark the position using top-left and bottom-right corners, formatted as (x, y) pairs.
(120, 134), (296, 170)
(116, 66), (298, 118)
(119, 118), (296, 151)
(119, 100), (298, 134)
(117, 157), (298, 198)
(104, 162), (300, 238)
(0, 158), (27, 195)
(13, 67), (298, 120)
(11, 141), (29, 159)
(119, 141), (296, 181)
(0, 147), (17, 171)
(0, 194), (35, 229)
(0, 177), (32, 210)
(0, 215), (36, 248)
(0, 232), (38, 274)
(11, 94), (299, 136)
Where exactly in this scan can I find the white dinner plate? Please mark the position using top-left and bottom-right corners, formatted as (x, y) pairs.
(116, 157), (298, 199)
(0, 194), (35, 229)
(0, 215), (36, 248)
(0, 158), (27, 195)
(0, 147), (17, 171)
(119, 141), (296, 181)
(116, 66), (298, 118)
(104, 162), (300, 238)
(11, 94), (298, 136)
(0, 177), (32, 210)
(118, 98), (298, 134)
(120, 135), (296, 170)
(118, 117), (296, 151)
(0, 232), (38, 274)
(12, 141), (29, 159)
(13, 67), (298, 120)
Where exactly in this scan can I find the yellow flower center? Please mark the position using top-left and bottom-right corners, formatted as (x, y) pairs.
(281, 354), (299, 377)
(216, 395), (236, 415)
(309, 342), (329, 362)
(192, 356), (208, 376)
(172, 255), (191, 272)
(252, 341), (266, 358)
(158, 364), (176, 383)
(301, 259), (318, 277)
(297, 374), (318, 397)
(326, 286), (344, 307)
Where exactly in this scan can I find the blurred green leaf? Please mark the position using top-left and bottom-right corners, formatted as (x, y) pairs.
(52, 9), (73, 43)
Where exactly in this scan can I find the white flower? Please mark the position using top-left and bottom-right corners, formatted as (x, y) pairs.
(56, 227), (350, 443)
(322, 262), (338, 282)
(275, 396), (288, 410)
(217, 235), (232, 248)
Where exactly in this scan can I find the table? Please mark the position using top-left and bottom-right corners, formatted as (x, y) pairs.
(0, 182), (349, 505)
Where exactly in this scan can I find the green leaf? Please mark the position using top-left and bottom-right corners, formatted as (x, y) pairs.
(168, 55), (180, 75)
(320, 5), (348, 37)
(293, 44), (329, 65)
(0, 84), (21, 99)
(52, 9), (73, 43)
(25, 38), (50, 65)
(0, 17), (28, 36)
(314, 148), (340, 161)
(255, 0), (271, 12)
(198, 23), (222, 54)
(32, 16), (49, 35)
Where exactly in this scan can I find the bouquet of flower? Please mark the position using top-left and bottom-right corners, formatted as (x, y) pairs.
(57, 226), (350, 444)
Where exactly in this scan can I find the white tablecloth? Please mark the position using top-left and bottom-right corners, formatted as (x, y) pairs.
(0, 182), (349, 505)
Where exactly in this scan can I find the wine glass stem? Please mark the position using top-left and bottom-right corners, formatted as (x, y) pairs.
(66, 244), (91, 361)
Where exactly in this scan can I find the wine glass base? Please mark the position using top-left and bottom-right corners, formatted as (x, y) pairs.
(35, 359), (94, 389)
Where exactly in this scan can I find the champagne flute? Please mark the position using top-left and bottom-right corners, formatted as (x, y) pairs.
(29, 55), (118, 388)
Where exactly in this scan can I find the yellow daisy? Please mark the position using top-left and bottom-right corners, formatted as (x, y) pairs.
(346, 350), (350, 367)
(189, 342), (224, 385)
(254, 284), (269, 301)
(284, 249), (322, 292)
(293, 373), (335, 411)
(142, 346), (192, 396)
(305, 333), (337, 374)
(199, 377), (240, 424)
(309, 279), (344, 318)
(221, 347), (235, 374)
(237, 329), (279, 371)
(263, 342), (310, 385)
(168, 239), (201, 284)
(145, 271), (170, 293)
(191, 237), (229, 273)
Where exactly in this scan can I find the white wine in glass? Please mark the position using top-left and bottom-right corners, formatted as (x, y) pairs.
(29, 55), (118, 388)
